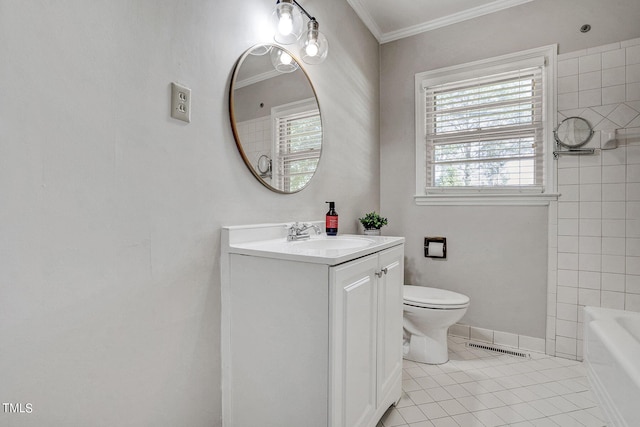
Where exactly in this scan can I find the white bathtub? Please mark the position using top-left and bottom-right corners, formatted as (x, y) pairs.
(583, 307), (640, 427)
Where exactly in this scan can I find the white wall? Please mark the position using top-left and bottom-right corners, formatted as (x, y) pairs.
(549, 39), (640, 360)
(0, 0), (379, 425)
(380, 0), (640, 339)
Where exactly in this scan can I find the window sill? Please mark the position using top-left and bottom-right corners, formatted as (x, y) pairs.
(414, 192), (559, 206)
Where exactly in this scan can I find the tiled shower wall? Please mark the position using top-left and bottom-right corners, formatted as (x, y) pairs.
(547, 38), (640, 360)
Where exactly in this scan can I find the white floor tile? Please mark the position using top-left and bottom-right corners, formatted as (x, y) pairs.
(386, 338), (606, 427)
(417, 402), (448, 419)
(398, 406), (428, 423)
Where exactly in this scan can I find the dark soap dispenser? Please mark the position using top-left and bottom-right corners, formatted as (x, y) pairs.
(325, 201), (338, 236)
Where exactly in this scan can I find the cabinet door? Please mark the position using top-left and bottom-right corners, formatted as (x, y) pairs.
(376, 245), (404, 407)
(330, 254), (378, 427)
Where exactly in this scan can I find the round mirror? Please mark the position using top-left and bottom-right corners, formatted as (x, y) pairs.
(229, 44), (323, 194)
(554, 117), (594, 148)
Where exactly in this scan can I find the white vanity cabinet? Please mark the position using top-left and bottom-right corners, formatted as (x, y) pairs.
(329, 245), (404, 427)
(221, 224), (404, 427)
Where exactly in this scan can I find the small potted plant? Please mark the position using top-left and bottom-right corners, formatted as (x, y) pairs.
(358, 211), (388, 236)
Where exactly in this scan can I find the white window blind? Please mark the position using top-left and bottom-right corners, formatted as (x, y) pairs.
(274, 107), (321, 192)
(424, 65), (544, 191)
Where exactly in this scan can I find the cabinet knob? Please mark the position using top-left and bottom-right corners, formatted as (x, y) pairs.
(375, 268), (388, 278)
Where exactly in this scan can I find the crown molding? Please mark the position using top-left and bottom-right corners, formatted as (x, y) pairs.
(349, 0), (534, 44)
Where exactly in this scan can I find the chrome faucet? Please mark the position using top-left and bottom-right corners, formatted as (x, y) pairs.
(287, 222), (322, 241)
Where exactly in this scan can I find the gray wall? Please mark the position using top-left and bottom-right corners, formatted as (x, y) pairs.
(380, 0), (640, 339)
(0, 0), (379, 425)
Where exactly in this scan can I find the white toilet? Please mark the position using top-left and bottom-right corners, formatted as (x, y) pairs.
(403, 285), (470, 364)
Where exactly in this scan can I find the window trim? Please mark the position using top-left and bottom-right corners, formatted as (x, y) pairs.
(414, 45), (559, 206)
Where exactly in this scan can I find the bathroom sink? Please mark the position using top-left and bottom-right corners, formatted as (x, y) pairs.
(292, 236), (375, 250)
(223, 222), (404, 265)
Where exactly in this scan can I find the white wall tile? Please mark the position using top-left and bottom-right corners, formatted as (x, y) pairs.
(558, 167), (579, 185)
(556, 303), (578, 321)
(579, 236), (601, 254)
(579, 167), (602, 184)
(625, 293), (640, 311)
(602, 67), (625, 87)
(602, 255), (626, 273)
(579, 271), (601, 289)
(558, 219), (579, 236)
(579, 184), (601, 201)
(556, 319), (577, 338)
(602, 272), (626, 291)
(627, 64), (640, 84)
(627, 238), (640, 256)
(558, 253), (579, 270)
(470, 327), (493, 343)
(588, 43), (621, 55)
(558, 92), (579, 111)
(602, 219), (626, 237)
(579, 219), (602, 236)
(578, 288), (601, 306)
(558, 76), (579, 94)
(602, 201), (626, 219)
(628, 83), (640, 102)
(602, 237), (626, 255)
(551, 40), (640, 355)
(627, 257), (640, 275)
(556, 336), (577, 356)
(623, 38), (640, 48)
(579, 202), (601, 219)
(627, 275), (640, 293)
(629, 219), (640, 238)
(579, 253), (601, 271)
(629, 145), (640, 164)
(629, 201), (640, 219)
(493, 331), (518, 348)
(579, 71), (601, 91)
(627, 45), (640, 65)
(558, 269), (579, 287)
(449, 323), (470, 339)
(602, 183), (626, 201)
(603, 49), (626, 69)
(628, 183), (640, 200)
(602, 85), (626, 105)
(558, 185), (579, 201)
(601, 291), (625, 309)
(579, 54), (602, 73)
(518, 336), (545, 353)
(558, 58), (579, 77)
(558, 236), (579, 253)
(579, 89), (601, 108)
(557, 286), (578, 304)
(558, 202), (579, 218)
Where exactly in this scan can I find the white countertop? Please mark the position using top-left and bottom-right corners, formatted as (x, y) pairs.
(222, 222), (404, 266)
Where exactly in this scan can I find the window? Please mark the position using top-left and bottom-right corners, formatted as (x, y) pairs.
(415, 45), (557, 205)
(272, 99), (322, 192)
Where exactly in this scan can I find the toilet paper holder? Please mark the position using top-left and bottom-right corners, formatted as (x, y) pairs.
(424, 237), (446, 258)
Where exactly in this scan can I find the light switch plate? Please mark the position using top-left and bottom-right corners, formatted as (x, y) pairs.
(171, 82), (191, 123)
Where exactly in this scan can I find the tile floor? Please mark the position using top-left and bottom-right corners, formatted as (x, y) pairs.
(378, 336), (606, 427)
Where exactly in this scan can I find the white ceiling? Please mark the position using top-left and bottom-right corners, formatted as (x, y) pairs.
(347, 0), (535, 43)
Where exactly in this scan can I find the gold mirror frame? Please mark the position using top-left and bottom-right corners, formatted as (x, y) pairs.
(229, 44), (323, 194)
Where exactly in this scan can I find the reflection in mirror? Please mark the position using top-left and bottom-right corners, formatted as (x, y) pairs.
(229, 44), (322, 193)
(554, 117), (594, 148)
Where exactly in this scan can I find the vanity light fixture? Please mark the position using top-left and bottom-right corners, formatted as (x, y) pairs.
(270, 47), (299, 73)
(272, 0), (329, 65)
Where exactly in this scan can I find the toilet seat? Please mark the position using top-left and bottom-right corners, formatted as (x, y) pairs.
(403, 285), (470, 309)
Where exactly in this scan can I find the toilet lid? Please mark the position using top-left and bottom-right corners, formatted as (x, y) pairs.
(403, 285), (470, 309)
